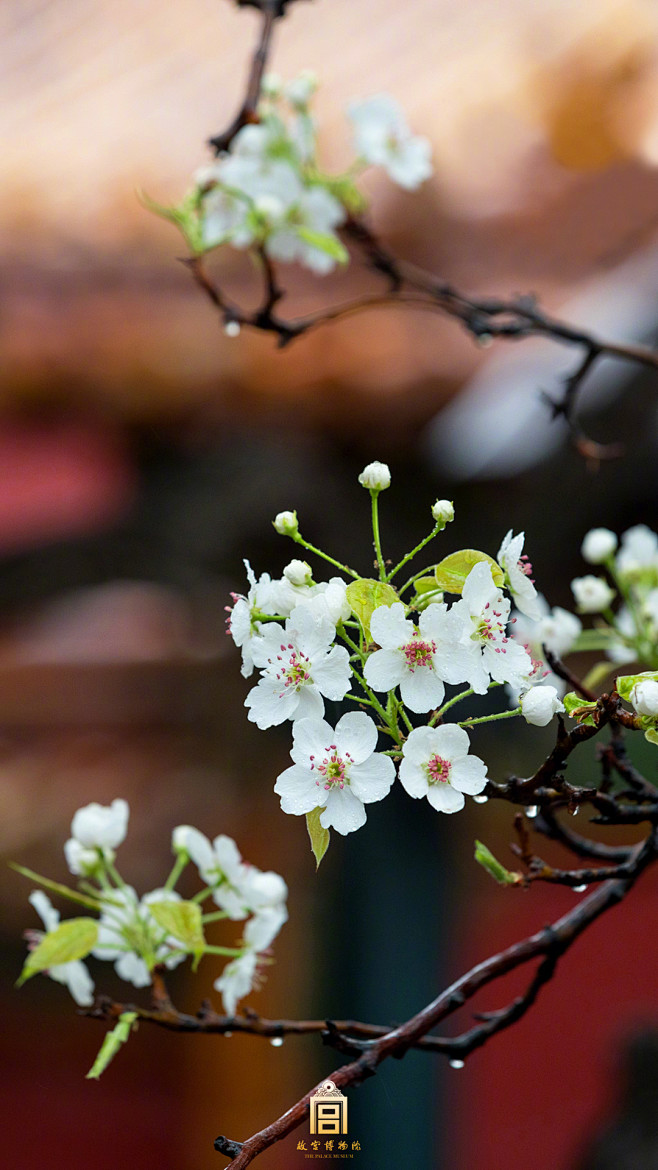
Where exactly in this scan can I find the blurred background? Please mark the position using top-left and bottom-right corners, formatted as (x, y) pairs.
(3, 0), (658, 1166)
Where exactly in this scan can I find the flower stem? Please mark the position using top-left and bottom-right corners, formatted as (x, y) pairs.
(292, 533), (360, 579)
(163, 854), (188, 892)
(458, 707), (522, 728)
(201, 909), (231, 924)
(386, 526), (440, 583)
(203, 944), (244, 957)
(431, 687), (475, 725)
(370, 491), (387, 581)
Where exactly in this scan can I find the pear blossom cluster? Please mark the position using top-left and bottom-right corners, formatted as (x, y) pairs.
(149, 76), (433, 274)
(226, 463), (578, 853)
(20, 799), (287, 1021)
(571, 524), (658, 668)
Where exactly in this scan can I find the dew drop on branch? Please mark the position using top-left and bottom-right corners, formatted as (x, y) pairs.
(525, 805), (538, 819)
(573, 884), (588, 893)
(449, 1059), (465, 1069)
(270, 1036), (284, 1047)
(472, 794), (488, 804)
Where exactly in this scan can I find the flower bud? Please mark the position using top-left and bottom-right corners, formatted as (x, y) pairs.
(273, 510), (299, 537)
(520, 685), (565, 727)
(571, 575), (615, 613)
(71, 798), (129, 850)
(581, 528), (617, 564)
(283, 559), (313, 587)
(261, 72), (282, 98)
(432, 499), (454, 529)
(358, 461), (391, 491)
(285, 70), (319, 107)
(630, 679), (658, 717)
(64, 838), (102, 877)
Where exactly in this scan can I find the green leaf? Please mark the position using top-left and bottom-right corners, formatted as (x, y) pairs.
(322, 175), (368, 216)
(296, 227), (349, 265)
(414, 576), (441, 595)
(17, 918), (98, 987)
(474, 841), (521, 886)
(562, 692), (598, 726)
(434, 550), (504, 595)
(138, 189), (204, 255)
(148, 900), (205, 956)
(86, 1012), (138, 1081)
(9, 863), (102, 910)
(645, 727), (658, 747)
(345, 579), (399, 641)
(616, 670), (658, 703)
(306, 808), (330, 870)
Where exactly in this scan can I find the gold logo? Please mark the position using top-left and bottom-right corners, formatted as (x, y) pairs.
(309, 1081), (348, 1135)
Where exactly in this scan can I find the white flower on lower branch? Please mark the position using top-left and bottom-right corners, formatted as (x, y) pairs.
(399, 724), (487, 813)
(92, 887), (186, 988)
(274, 712), (395, 835)
(26, 891), (95, 1006)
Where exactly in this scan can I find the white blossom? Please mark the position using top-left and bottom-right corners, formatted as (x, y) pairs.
(358, 461), (391, 491)
(364, 602), (463, 713)
(616, 525), (658, 579)
(497, 530), (541, 620)
(581, 528), (617, 564)
(92, 887), (186, 988)
(245, 604), (351, 728)
(274, 712), (395, 835)
(606, 606), (637, 665)
(571, 575), (615, 614)
(348, 95), (433, 189)
(226, 559), (278, 678)
(284, 70), (319, 108)
(215, 950), (259, 1017)
(431, 499), (454, 528)
(520, 685), (565, 727)
(630, 678), (658, 717)
(264, 185), (346, 274)
(26, 891), (95, 1006)
(65, 799), (129, 872)
(448, 563), (533, 694)
(399, 724), (487, 813)
(273, 510), (299, 536)
(283, 559), (313, 587)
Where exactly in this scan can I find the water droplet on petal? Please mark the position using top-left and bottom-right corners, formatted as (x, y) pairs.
(224, 320), (241, 338)
(472, 794), (488, 804)
(573, 884), (588, 893)
(525, 805), (538, 819)
(449, 1059), (465, 1069)
(270, 1036), (284, 1047)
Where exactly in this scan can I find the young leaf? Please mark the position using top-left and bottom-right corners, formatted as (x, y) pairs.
(148, 901), (205, 954)
(434, 551), (504, 595)
(306, 807), (330, 870)
(86, 1012), (138, 1081)
(296, 227), (349, 265)
(17, 918), (98, 987)
(474, 841), (521, 886)
(345, 578), (398, 641)
(562, 692), (599, 726)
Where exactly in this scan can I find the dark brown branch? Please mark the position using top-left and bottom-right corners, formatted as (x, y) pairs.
(213, 833), (657, 1165)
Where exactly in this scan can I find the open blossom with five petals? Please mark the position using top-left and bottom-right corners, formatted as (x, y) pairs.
(497, 530), (541, 620)
(399, 724), (487, 813)
(25, 891), (95, 1006)
(274, 712), (395, 835)
(246, 604), (351, 728)
(449, 563), (533, 694)
(348, 95), (433, 189)
(364, 602), (464, 713)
